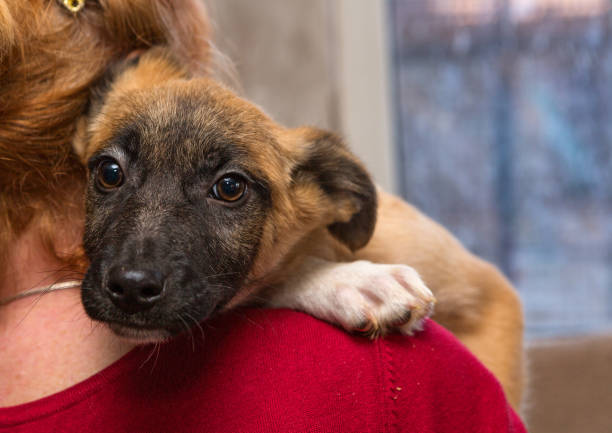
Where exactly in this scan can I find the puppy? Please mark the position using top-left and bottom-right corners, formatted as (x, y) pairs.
(75, 50), (523, 409)
(75, 50), (435, 338)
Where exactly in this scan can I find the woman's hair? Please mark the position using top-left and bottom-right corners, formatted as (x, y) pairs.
(0, 0), (211, 277)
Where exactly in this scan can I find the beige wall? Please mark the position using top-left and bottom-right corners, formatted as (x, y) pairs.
(205, 0), (397, 193)
(206, 0), (339, 130)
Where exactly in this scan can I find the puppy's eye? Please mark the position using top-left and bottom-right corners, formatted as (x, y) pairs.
(96, 160), (124, 190)
(211, 175), (247, 202)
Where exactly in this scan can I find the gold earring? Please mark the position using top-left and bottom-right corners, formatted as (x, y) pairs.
(61, 0), (86, 13)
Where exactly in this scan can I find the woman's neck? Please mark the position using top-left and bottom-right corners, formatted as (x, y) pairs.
(0, 228), (135, 407)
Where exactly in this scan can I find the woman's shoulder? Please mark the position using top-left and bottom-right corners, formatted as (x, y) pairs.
(188, 308), (525, 432)
(0, 308), (525, 433)
(212, 308), (490, 379)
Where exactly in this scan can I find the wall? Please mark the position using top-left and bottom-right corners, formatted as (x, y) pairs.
(205, 0), (339, 130)
(205, 0), (397, 192)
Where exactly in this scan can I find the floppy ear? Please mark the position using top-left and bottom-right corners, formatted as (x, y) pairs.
(292, 128), (378, 251)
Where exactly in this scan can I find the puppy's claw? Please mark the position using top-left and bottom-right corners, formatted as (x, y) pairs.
(355, 317), (374, 334)
(392, 309), (413, 328)
(355, 313), (382, 339)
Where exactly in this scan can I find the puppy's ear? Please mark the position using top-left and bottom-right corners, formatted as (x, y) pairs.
(71, 54), (141, 161)
(72, 48), (187, 162)
(292, 128), (377, 251)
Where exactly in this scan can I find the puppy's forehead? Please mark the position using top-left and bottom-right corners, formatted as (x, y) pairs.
(102, 80), (281, 173)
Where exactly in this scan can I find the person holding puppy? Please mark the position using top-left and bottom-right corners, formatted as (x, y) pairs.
(0, 0), (525, 431)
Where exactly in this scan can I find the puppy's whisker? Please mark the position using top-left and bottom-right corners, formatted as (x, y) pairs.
(140, 344), (158, 371)
(11, 272), (83, 324)
(151, 342), (162, 374)
(176, 313), (195, 352)
(13, 289), (63, 329)
(36, 267), (85, 286)
(232, 310), (265, 330)
(205, 283), (236, 291)
(185, 312), (206, 343)
(203, 271), (242, 279)
(84, 320), (102, 339)
(46, 264), (86, 276)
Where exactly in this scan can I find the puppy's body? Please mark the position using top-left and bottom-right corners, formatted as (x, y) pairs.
(76, 51), (523, 409)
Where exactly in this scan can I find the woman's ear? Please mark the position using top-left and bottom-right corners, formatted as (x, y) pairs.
(291, 128), (378, 251)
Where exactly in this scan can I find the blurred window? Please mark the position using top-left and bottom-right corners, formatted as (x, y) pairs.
(389, 0), (612, 338)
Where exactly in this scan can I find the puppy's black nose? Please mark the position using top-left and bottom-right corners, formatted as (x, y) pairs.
(106, 267), (164, 314)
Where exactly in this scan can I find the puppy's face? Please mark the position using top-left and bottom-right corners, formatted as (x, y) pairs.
(78, 53), (376, 342)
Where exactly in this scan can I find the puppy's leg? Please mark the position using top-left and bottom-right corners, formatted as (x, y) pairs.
(265, 257), (436, 338)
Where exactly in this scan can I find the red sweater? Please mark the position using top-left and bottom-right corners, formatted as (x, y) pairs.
(0, 309), (525, 432)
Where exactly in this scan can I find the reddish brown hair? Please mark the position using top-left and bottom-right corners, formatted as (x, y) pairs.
(0, 0), (211, 277)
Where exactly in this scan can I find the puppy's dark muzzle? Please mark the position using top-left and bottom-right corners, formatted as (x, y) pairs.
(106, 266), (165, 314)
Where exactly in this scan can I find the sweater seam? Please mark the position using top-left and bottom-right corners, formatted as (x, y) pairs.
(377, 338), (399, 433)
(385, 339), (400, 433)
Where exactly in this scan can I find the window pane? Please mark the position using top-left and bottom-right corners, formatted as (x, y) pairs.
(390, 0), (612, 338)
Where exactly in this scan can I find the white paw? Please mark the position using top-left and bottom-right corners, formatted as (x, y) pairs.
(328, 261), (436, 338)
(270, 259), (436, 338)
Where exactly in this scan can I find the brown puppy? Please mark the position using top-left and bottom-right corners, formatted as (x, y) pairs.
(74, 50), (523, 410)
(75, 50), (435, 339)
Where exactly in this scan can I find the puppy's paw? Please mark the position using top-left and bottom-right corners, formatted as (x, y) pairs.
(268, 259), (435, 338)
(330, 261), (436, 338)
